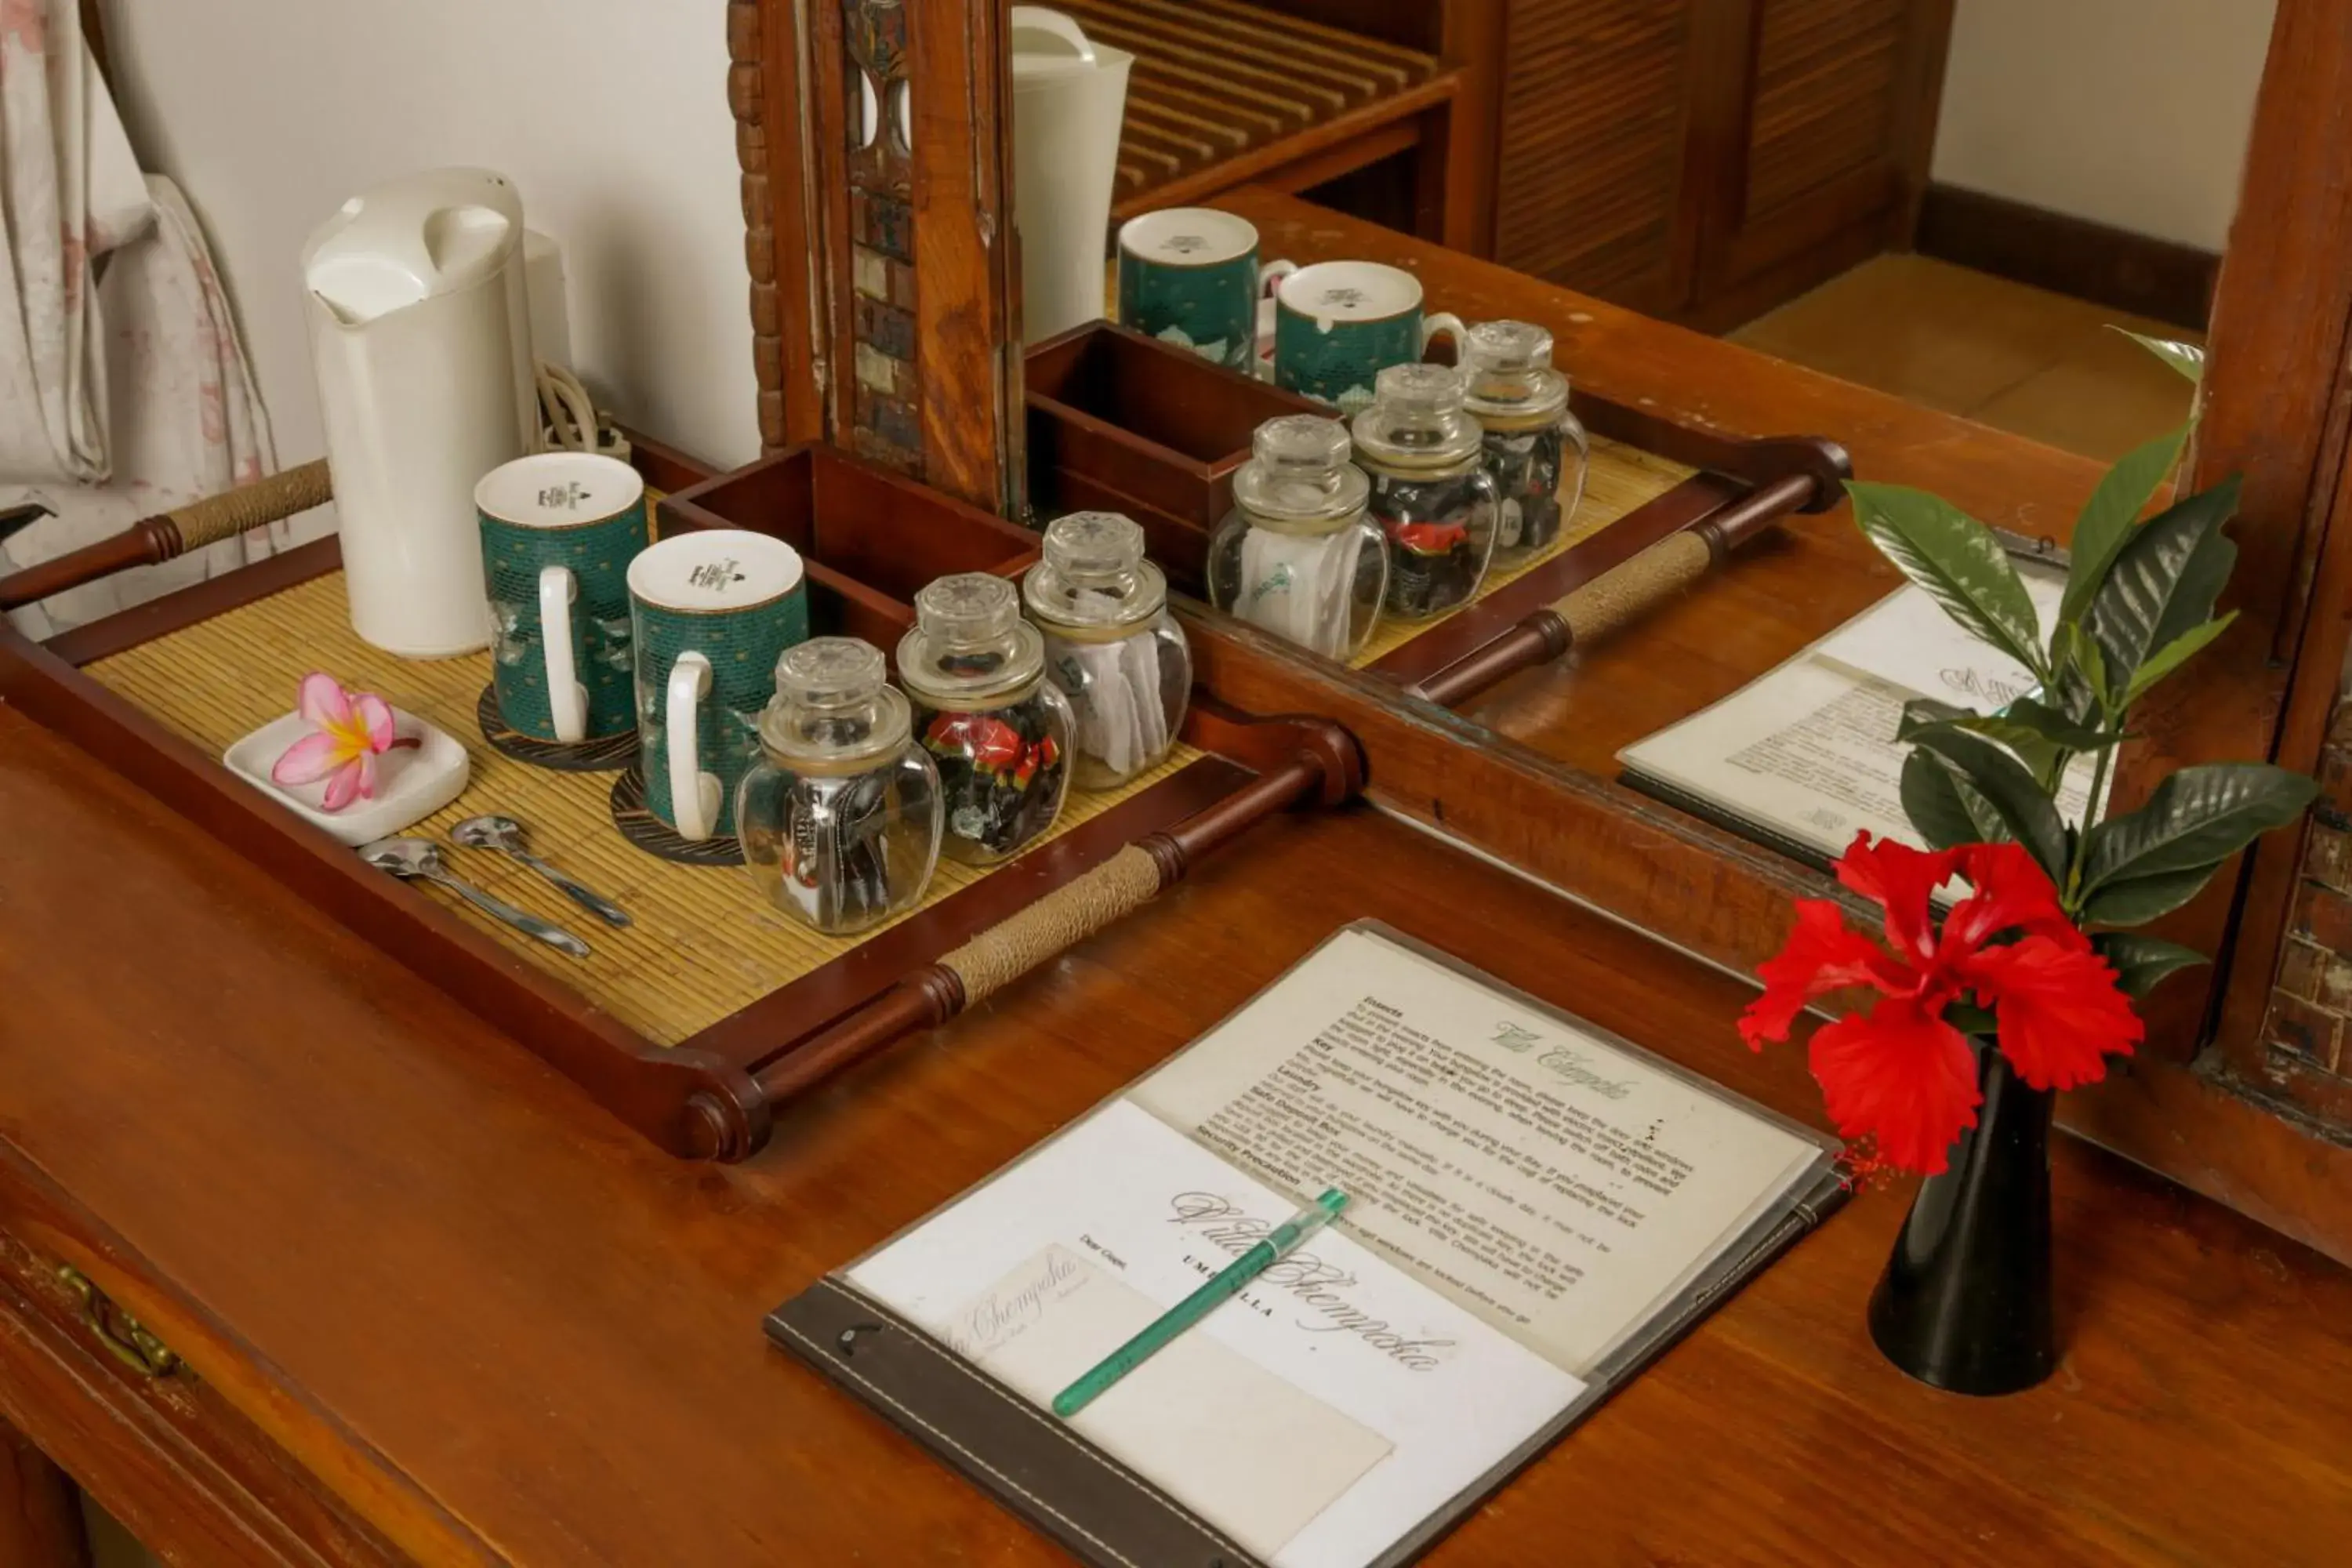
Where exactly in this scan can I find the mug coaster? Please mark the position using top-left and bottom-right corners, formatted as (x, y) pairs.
(609, 767), (742, 866)
(476, 684), (640, 773)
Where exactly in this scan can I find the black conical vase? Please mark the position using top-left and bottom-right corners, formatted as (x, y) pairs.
(1867, 1043), (2057, 1395)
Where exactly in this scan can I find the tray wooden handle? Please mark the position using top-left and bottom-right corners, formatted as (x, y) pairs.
(0, 459), (332, 614)
(713, 721), (1360, 1157)
(1409, 469), (1823, 708)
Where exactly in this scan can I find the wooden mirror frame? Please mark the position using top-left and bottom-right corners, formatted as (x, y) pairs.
(732, 0), (2352, 1259)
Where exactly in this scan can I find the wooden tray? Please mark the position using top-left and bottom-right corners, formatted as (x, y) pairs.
(0, 442), (1316, 1165)
(659, 442), (1042, 649)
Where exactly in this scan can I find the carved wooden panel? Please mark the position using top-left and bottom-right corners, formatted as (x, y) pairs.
(735, 0), (1018, 512)
(2249, 702), (2352, 1127)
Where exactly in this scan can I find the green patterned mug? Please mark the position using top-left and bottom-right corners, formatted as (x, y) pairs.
(1275, 260), (1466, 415)
(477, 452), (651, 745)
(1116, 208), (1295, 374)
(627, 529), (808, 840)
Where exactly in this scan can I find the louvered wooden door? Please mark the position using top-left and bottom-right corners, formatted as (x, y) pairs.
(1492, 0), (1705, 316)
(1490, 0), (1949, 326)
(1693, 0), (1948, 320)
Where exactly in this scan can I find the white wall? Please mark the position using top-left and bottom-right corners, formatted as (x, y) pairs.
(94, 0), (761, 473)
(1931, 0), (2277, 252)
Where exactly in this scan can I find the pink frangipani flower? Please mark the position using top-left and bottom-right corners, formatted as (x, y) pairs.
(271, 672), (417, 811)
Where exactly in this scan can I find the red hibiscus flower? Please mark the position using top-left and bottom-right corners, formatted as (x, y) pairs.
(1740, 833), (2142, 1175)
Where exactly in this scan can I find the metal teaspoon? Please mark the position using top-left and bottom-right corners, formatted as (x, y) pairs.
(359, 837), (593, 959)
(451, 813), (633, 927)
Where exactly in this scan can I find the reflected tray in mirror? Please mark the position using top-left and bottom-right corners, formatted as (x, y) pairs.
(1025, 321), (1325, 594)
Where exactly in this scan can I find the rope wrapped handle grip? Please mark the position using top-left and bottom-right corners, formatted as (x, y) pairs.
(0, 459), (332, 614)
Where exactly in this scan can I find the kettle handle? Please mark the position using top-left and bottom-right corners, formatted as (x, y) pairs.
(1009, 5), (1096, 64)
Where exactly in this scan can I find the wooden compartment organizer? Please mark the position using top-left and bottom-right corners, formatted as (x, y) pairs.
(0, 445), (1348, 1165)
(660, 444), (1042, 648)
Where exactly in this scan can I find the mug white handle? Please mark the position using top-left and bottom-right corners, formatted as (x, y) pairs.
(1009, 5), (1095, 62)
(1258, 258), (1297, 296)
(538, 564), (588, 744)
(1421, 311), (1468, 359)
(665, 651), (723, 841)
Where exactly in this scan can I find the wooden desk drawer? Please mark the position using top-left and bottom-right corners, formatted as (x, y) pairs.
(0, 1220), (402, 1567)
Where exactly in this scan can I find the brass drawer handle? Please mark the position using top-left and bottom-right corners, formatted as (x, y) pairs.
(58, 1265), (180, 1378)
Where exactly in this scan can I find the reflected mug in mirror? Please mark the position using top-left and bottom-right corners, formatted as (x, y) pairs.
(1275, 260), (1466, 415)
(626, 529), (808, 841)
(1116, 208), (1296, 374)
(477, 452), (652, 746)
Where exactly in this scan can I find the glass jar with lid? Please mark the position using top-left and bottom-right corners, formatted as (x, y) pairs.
(1351, 361), (1501, 622)
(1461, 320), (1589, 568)
(1022, 511), (1191, 791)
(1207, 414), (1388, 659)
(735, 637), (942, 935)
(897, 572), (1074, 864)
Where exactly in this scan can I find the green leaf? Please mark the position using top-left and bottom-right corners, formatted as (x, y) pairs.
(2111, 327), (2206, 383)
(2002, 696), (2123, 752)
(2049, 622), (2112, 725)
(2091, 931), (2208, 997)
(2080, 866), (2220, 927)
(2124, 612), (2237, 704)
(2083, 477), (2241, 703)
(1847, 481), (2046, 680)
(1897, 699), (2108, 795)
(2060, 425), (2190, 626)
(1900, 749), (2009, 850)
(1908, 728), (2070, 878)
(2081, 761), (2320, 892)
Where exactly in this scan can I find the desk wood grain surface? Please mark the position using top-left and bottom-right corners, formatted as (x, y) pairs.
(3, 699), (2350, 1564)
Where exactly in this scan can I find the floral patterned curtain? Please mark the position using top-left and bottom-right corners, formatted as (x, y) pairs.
(2, 0), (298, 636)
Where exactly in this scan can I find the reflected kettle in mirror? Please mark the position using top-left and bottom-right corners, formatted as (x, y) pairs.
(1116, 208), (1296, 376)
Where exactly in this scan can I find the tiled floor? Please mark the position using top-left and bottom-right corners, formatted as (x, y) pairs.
(1729, 253), (2198, 463)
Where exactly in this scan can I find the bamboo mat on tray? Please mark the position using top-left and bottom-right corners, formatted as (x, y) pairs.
(86, 569), (1200, 1046)
(1351, 433), (1693, 668)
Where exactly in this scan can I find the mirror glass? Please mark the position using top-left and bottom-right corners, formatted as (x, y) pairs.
(1005, 0), (2268, 891)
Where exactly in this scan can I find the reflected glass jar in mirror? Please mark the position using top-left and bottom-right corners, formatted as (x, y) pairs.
(1023, 511), (1190, 791)
(1352, 362), (1500, 622)
(898, 572), (1074, 864)
(1461, 320), (1588, 569)
(1207, 414), (1388, 659)
(736, 637), (943, 935)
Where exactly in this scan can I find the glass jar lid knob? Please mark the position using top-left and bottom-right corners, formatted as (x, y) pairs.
(914, 572), (1022, 648)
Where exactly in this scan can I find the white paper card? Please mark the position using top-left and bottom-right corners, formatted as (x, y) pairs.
(851, 1098), (1584, 1568)
(947, 1243), (1395, 1561)
(1131, 928), (1820, 1373)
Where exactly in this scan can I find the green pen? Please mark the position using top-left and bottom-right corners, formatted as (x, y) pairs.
(1053, 1186), (1350, 1419)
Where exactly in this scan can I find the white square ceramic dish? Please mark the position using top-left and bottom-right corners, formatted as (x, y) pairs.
(220, 707), (471, 847)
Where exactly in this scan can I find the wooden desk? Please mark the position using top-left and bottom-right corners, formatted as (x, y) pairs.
(4, 691), (2351, 1564)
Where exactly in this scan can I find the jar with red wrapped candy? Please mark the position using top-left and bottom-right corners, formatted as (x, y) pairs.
(897, 573), (1075, 865)
(1351, 361), (1501, 622)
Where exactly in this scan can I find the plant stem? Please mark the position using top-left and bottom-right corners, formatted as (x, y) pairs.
(2065, 737), (2119, 916)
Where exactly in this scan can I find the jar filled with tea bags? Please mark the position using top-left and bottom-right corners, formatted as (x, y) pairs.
(1207, 414), (1388, 659)
(735, 637), (942, 935)
(898, 572), (1074, 864)
(1352, 362), (1500, 622)
(1022, 511), (1190, 791)
(1461, 319), (1588, 568)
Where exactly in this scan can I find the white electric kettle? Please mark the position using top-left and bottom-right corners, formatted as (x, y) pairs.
(1011, 7), (1133, 344)
(303, 168), (537, 657)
